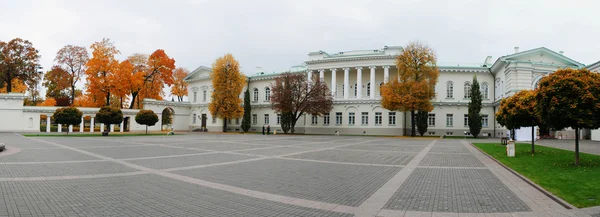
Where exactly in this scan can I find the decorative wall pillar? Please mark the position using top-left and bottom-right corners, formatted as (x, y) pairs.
(307, 70), (313, 84)
(343, 68), (349, 100)
(79, 117), (84, 132)
(68, 125), (73, 133)
(90, 117), (95, 133)
(369, 66), (376, 99)
(58, 124), (62, 133)
(110, 124), (114, 132)
(331, 69), (337, 98)
(120, 120), (124, 133)
(319, 69), (324, 81)
(356, 67), (363, 99)
(384, 66), (390, 83)
(46, 116), (51, 133)
(100, 123), (104, 132)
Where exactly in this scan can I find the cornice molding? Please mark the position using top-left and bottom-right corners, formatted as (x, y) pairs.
(305, 55), (397, 64)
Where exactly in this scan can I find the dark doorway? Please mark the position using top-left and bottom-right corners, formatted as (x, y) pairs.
(201, 114), (207, 131)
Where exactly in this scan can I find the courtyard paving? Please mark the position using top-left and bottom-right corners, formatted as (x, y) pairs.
(0, 133), (593, 216)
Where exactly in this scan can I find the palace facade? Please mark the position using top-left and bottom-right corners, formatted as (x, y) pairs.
(152, 46), (599, 137)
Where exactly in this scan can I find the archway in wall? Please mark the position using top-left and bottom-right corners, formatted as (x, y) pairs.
(161, 107), (175, 131)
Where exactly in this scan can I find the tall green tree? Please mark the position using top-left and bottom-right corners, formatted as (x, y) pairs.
(496, 89), (538, 153)
(380, 41), (439, 136)
(241, 86), (251, 133)
(535, 68), (600, 165)
(0, 38), (41, 93)
(468, 76), (482, 137)
(416, 110), (428, 136)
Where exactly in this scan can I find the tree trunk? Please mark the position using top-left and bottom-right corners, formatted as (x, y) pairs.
(531, 126), (535, 154)
(71, 85), (76, 106)
(575, 127), (580, 166)
(6, 72), (12, 93)
(291, 117), (297, 134)
(511, 129), (515, 140)
(223, 118), (227, 132)
(145, 125), (148, 135)
(106, 92), (110, 106)
(129, 92), (138, 109)
(410, 110), (416, 137)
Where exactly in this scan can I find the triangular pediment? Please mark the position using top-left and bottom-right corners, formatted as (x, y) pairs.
(184, 66), (212, 81)
(501, 47), (584, 67)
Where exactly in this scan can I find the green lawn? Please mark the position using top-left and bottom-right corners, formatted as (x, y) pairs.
(22, 133), (177, 137)
(474, 143), (600, 208)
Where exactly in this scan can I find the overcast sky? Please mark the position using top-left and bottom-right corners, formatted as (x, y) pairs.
(2, 0), (599, 99)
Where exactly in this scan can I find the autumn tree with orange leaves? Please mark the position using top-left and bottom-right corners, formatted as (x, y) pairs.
(0, 78), (27, 93)
(128, 50), (175, 109)
(381, 41), (439, 136)
(54, 45), (89, 105)
(535, 68), (600, 165)
(43, 66), (70, 100)
(85, 38), (120, 106)
(171, 67), (189, 102)
(0, 38), (41, 93)
(496, 89), (538, 153)
(208, 54), (246, 132)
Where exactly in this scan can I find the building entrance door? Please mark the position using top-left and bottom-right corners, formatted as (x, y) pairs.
(201, 114), (207, 131)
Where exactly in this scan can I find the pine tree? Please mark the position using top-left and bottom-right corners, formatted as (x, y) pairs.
(468, 76), (482, 137)
(241, 87), (251, 133)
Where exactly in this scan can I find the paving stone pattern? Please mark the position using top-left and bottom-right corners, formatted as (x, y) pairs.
(0, 161), (136, 177)
(0, 174), (353, 217)
(383, 168), (531, 213)
(124, 153), (258, 170)
(286, 149), (416, 165)
(173, 158), (402, 207)
(419, 153), (485, 167)
(0, 149), (99, 162)
(79, 145), (207, 159)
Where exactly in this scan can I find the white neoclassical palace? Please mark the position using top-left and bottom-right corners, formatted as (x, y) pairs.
(172, 46), (600, 137)
(2, 45), (600, 139)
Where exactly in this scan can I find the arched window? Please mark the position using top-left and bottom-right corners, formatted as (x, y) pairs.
(253, 88), (259, 102)
(446, 81), (454, 98)
(464, 82), (471, 99)
(481, 83), (489, 99)
(367, 83), (371, 97)
(354, 83), (357, 97)
(265, 87), (271, 101)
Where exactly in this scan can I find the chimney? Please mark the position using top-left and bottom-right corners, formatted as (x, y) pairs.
(514, 46), (520, 53)
(484, 56), (492, 65)
(559, 51), (564, 55)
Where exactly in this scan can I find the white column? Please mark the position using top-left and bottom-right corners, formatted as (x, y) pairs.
(68, 125), (73, 133)
(319, 69), (324, 82)
(79, 117), (84, 132)
(369, 66), (376, 99)
(307, 70), (313, 84)
(356, 67), (363, 99)
(384, 66), (390, 83)
(46, 116), (51, 132)
(100, 123), (104, 132)
(331, 69), (337, 98)
(120, 120), (124, 132)
(343, 68), (349, 100)
(110, 124), (114, 132)
(90, 117), (94, 132)
(58, 124), (62, 132)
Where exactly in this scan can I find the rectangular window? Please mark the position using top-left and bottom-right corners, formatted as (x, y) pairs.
(252, 114), (257, 125)
(311, 115), (318, 125)
(277, 114), (281, 125)
(228, 119), (231, 125)
(336, 112), (342, 125)
(482, 115), (488, 128)
(192, 114), (197, 124)
(464, 114), (469, 127)
(361, 112), (368, 125)
(235, 118), (240, 125)
(389, 112), (396, 125)
(428, 113), (435, 126)
(212, 116), (216, 124)
(264, 114), (269, 125)
(349, 112), (355, 125)
(193, 92), (197, 103)
(446, 114), (453, 127)
(323, 113), (330, 125)
(203, 90), (207, 102)
(375, 112), (382, 125)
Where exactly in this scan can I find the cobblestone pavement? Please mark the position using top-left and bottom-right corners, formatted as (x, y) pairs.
(0, 133), (592, 216)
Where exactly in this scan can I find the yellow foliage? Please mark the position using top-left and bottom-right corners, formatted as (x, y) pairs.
(39, 98), (57, 106)
(0, 78), (27, 93)
(208, 54), (246, 120)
